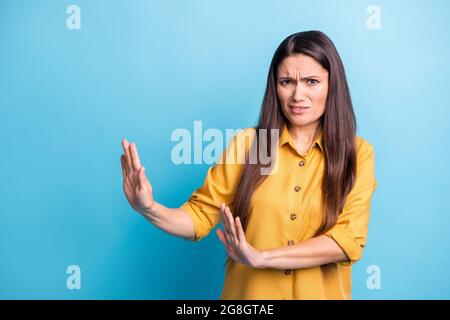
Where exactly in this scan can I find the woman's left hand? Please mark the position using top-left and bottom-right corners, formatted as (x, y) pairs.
(216, 202), (264, 268)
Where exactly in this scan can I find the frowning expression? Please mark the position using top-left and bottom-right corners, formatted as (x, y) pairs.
(277, 53), (329, 128)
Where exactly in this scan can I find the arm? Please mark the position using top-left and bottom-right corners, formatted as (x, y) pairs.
(179, 129), (254, 241)
(261, 141), (378, 269)
(140, 201), (196, 241)
(258, 235), (348, 269)
(120, 139), (196, 241)
(217, 140), (377, 269)
(217, 203), (348, 269)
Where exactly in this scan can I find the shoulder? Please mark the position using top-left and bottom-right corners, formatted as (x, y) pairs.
(234, 127), (257, 139)
(355, 135), (376, 163)
(219, 127), (257, 164)
(354, 135), (377, 188)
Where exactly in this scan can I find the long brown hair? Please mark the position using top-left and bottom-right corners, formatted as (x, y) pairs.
(225, 30), (357, 268)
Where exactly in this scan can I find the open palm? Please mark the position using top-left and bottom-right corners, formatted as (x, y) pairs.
(120, 139), (154, 214)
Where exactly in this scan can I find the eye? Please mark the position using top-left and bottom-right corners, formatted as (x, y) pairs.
(280, 79), (294, 86)
(307, 79), (319, 85)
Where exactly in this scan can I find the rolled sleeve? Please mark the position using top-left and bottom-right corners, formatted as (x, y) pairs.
(180, 128), (255, 241)
(324, 141), (378, 266)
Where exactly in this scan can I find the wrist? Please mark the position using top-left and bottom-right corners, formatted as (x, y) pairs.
(256, 249), (270, 269)
(140, 201), (162, 221)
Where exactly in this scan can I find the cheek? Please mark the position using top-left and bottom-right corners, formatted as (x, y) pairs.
(276, 86), (289, 104)
(312, 86), (328, 106)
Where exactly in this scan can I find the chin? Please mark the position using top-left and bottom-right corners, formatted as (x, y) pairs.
(286, 116), (310, 126)
(290, 120), (310, 128)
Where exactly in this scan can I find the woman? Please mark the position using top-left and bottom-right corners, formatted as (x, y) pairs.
(120, 30), (378, 300)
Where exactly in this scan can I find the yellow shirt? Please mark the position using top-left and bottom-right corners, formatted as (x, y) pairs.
(180, 124), (378, 300)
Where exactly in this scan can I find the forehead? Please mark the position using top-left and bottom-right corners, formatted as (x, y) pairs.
(277, 54), (328, 76)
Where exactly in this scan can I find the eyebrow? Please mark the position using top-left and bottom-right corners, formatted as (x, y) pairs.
(278, 75), (322, 80)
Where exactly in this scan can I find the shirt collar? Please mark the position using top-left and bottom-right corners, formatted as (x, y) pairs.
(279, 123), (324, 152)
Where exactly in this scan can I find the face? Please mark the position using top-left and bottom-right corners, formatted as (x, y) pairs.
(277, 53), (329, 130)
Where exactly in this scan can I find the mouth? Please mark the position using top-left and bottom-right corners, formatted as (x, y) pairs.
(289, 105), (311, 114)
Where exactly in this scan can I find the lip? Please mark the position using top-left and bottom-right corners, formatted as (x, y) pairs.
(289, 105), (310, 114)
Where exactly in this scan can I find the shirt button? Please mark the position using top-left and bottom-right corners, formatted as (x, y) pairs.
(290, 213), (297, 221)
(294, 185), (301, 192)
(298, 160), (305, 167)
(284, 269), (292, 275)
(287, 240), (295, 246)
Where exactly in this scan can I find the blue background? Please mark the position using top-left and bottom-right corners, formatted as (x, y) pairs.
(1, 0), (449, 299)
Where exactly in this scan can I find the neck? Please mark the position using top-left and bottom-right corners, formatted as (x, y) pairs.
(287, 122), (321, 146)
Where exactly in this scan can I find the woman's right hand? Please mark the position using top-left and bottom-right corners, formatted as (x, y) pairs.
(120, 139), (157, 216)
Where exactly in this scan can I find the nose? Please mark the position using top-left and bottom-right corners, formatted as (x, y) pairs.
(292, 83), (307, 102)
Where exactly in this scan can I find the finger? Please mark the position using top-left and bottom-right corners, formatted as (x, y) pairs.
(137, 166), (146, 191)
(221, 206), (235, 247)
(129, 142), (142, 171)
(216, 228), (232, 252)
(120, 154), (128, 177)
(227, 245), (237, 257)
(235, 216), (246, 244)
(216, 228), (226, 245)
(216, 228), (236, 256)
(225, 244), (238, 260)
(225, 206), (238, 245)
(217, 227), (235, 254)
(122, 139), (134, 174)
(121, 155), (133, 190)
(219, 203), (230, 235)
(223, 205), (238, 246)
